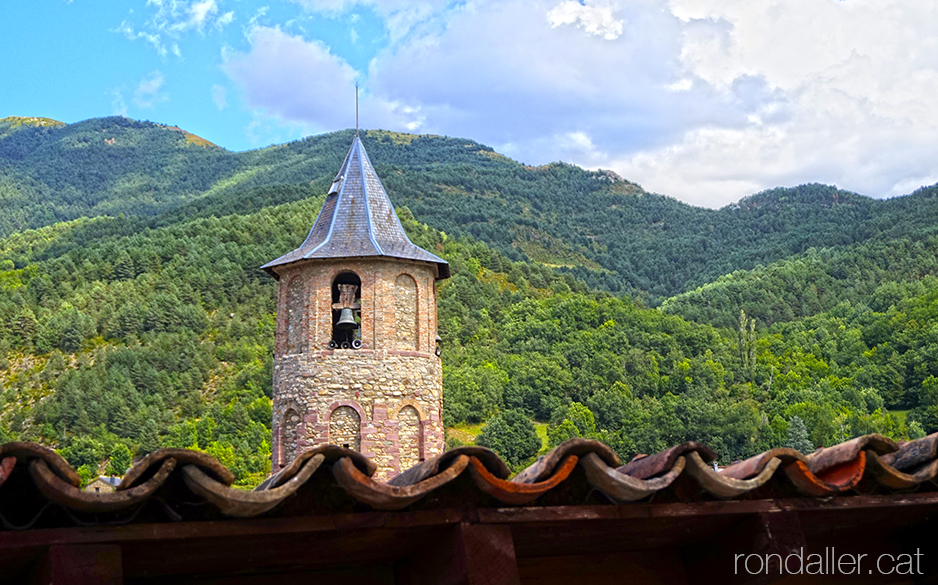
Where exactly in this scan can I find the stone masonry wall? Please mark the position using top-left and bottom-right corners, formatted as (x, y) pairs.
(398, 405), (420, 472)
(329, 406), (362, 451)
(272, 350), (443, 480)
(281, 409), (300, 465)
(285, 277), (305, 354)
(394, 274), (417, 351)
(271, 258), (443, 481)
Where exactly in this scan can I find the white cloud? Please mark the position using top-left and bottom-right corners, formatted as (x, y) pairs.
(117, 0), (234, 57)
(114, 20), (168, 57)
(107, 71), (168, 117)
(147, 0), (218, 33)
(647, 0), (938, 204)
(245, 6), (269, 31)
(134, 71), (169, 108)
(285, 0), (448, 42)
(285, 0), (352, 13)
(547, 1), (624, 41)
(371, 0), (938, 205)
(220, 0), (938, 207)
(216, 11), (234, 29)
(184, 0), (218, 31)
(368, 1), (723, 155)
(667, 78), (693, 92)
(222, 26), (359, 129)
(211, 84), (228, 110)
(222, 24), (430, 139)
(109, 88), (128, 117)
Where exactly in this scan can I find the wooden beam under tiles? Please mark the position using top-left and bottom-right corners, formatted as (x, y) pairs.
(396, 523), (520, 585)
(683, 512), (806, 585)
(0, 495), (937, 583)
(517, 551), (689, 585)
(32, 545), (122, 585)
(889, 513), (938, 584)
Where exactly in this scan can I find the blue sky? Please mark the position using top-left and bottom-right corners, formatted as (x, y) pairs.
(2, 1), (937, 208)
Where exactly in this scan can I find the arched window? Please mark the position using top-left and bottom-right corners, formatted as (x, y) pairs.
(331, 272), (361, 349)
(395, 274), (418, 351)
(285, 277), (304, 354)
(398, 405), (421, 471)
(281, 408), (300, 466)
(329, 406), (362, 451)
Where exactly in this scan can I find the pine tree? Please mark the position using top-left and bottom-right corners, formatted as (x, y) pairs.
(785, 416), (814, 454)
(137, 418), (161, 457)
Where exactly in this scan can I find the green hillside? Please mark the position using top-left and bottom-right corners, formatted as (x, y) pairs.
(4, 117), (938, 300)
(0, 185), (930, 481)
(0, 116), (66, 137)
(661, 227), (938, 330)
(3, 115), (938, 480)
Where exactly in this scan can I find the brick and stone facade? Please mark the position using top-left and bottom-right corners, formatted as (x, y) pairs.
(262, 135), (449, 481)
(270, 259), (443, 479)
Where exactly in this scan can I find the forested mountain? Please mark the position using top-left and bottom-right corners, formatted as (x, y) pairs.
(661, 228), (938, 330)
(2, 115), (938, 480)
(5, 116), (938, 300)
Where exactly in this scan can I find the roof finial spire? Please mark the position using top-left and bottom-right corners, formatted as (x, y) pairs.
(355, 82), (359, 137)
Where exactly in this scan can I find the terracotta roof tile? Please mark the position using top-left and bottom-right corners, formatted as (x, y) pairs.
(617, 441), (716, 480)
(0, 433), (935, 530)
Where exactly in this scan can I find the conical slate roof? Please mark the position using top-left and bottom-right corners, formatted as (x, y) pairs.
(261, 135), (449, 279)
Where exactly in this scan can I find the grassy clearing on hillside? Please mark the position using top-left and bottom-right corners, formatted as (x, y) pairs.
(446, 421), (549, 452)
(533, 423), (549, 455)
(446, 423), (483, 445)
(512, 226), (605, 271)
(0, 116), (65, 131)
(184, 132), (217, 148)
(369, 130), (420, 145)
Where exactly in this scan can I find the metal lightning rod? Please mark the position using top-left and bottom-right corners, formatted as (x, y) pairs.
(355, 82), (359, 137)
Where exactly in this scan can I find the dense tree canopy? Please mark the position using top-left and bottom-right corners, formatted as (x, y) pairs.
(1, 116), (937, 482)
(476, 410), (541, 468)
(5, 117), (938, 300)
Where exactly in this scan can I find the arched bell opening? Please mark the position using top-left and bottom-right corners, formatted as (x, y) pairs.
(331, 271), (362, 349)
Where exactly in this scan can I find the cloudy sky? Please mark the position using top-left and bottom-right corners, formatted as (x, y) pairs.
(2, 1), (936, 208)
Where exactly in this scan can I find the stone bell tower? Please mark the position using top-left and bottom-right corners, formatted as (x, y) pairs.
(261, 133), (449, 480)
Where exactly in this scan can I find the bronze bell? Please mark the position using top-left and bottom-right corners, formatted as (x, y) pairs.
(336, 308), (357, 329)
